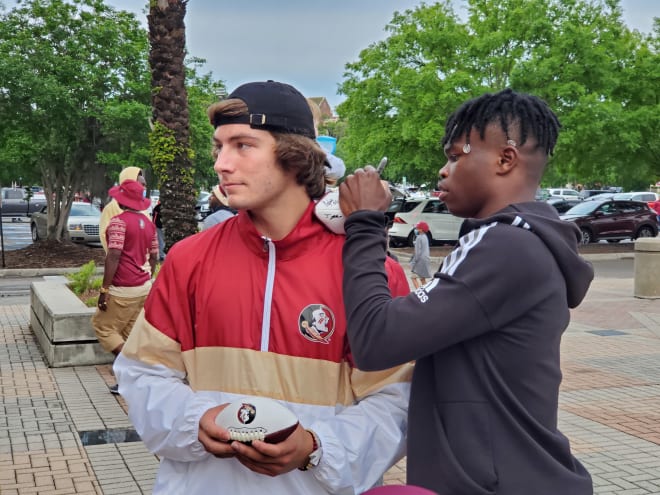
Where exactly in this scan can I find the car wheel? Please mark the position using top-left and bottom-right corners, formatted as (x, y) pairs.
(635, 226), (656, 239)
(31, 223), (39, 242)
(579, 227), (593, 244)
(426, 231), (434, 246)
(407, 230), (418, 247)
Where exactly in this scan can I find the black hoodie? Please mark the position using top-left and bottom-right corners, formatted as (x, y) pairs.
(343, 201), (594, 495)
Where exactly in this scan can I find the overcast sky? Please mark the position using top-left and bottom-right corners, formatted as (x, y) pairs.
(52, 0), (660, 111)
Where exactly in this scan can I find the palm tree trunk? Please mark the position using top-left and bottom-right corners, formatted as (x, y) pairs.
(148, 0), (197, 251)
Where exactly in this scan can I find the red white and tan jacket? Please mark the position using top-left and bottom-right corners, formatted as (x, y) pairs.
(114, 202), (413, 494)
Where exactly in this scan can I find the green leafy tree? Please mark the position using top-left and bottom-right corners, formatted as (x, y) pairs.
(338, 0), (659, 190)
(0, 0), (149, 240)
(338, 1), (473, 185)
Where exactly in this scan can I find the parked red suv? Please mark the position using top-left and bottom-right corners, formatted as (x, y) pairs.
(560, 199), (658, 244)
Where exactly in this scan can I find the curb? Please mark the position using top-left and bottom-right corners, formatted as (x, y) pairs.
(580, 252), (635, 261)
(0, 266), (105, 278)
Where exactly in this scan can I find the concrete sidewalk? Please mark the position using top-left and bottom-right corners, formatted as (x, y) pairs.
(2, 262), (660, 493)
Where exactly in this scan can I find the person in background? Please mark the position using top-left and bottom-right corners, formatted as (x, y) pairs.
(649, 197), (660, 224)
(114, 80), (412, 494)
(385, 220), (399, 262)
(92, 179), (158, 394)
(339, 88), (594, 494)
(201, 184), (235, 230)
(307, 98), (346, 186)
(100, 166), (149, 253)
(409, 221), (432, 289)
(151, 199), (165, 261)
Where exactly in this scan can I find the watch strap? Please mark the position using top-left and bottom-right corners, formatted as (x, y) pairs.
(298, 429), (322, 471)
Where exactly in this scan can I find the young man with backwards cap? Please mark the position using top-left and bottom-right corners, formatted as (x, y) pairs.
(114, 80), (412, 494)
(92, 179), (158, 394)
(339, 89), (593, 494)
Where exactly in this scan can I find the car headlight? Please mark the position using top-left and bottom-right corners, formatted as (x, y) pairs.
(69, 224), (84, 231)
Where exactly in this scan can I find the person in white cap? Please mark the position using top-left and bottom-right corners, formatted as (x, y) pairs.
(201, 184), (235, 230)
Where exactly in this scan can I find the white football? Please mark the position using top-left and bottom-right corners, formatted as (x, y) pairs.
(314, 189), (345, 234)
(215, 397), (299, 444)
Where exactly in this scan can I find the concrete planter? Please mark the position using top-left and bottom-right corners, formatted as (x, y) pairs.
(634, 237), (660, 299)
(30, 277), (113, 367)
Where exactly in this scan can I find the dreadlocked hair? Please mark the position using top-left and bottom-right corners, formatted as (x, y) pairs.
(441, 89), (561, 156)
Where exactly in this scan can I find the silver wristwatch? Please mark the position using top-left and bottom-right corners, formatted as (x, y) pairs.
(299, 429), (322, 471)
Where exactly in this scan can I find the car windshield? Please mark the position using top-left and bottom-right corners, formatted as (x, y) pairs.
(564, 201), (601, 215)
(70, 204), (101, 217)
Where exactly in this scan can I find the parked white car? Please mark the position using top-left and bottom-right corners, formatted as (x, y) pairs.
(547, 188), (581, 200)
(389, 198), (463, 247)
(30, 202), (102, 244)
(612, 191), (659, 203)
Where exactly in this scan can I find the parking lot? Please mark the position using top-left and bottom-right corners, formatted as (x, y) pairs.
(0, 218), (32, 251)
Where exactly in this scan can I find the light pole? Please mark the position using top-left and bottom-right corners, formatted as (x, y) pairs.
(0, 183), (5, 268)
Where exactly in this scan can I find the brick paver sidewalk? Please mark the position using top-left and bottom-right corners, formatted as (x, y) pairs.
(1, 274), (660, 493)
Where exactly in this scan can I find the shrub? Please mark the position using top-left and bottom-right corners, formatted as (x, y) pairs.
(67, 261), (98, 295)
(67, 261), (103, 303)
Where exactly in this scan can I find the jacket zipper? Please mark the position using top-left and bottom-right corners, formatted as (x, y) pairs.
(260, 237), (276, 352)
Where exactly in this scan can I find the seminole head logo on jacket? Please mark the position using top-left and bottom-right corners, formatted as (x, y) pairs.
(298, 304), (336, 344)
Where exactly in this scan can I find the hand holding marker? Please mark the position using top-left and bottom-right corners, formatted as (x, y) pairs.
(376, 157), (388, 175)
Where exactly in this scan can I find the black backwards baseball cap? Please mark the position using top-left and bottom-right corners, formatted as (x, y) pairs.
(210, 80), (316, 139)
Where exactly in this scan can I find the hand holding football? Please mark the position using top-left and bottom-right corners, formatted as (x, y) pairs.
(215, 397), (299, 444)
(314, 189), (345, 234)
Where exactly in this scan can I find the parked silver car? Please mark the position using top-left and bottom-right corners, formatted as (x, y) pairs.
(30, 202), (102, 244)
(547, 188), (581, 200)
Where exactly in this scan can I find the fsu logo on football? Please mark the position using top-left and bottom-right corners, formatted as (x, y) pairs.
(298, 304), (336, 344)
(237, 403), (256, 425)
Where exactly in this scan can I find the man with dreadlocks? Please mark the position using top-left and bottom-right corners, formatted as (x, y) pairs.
(338, 89), (594, 495)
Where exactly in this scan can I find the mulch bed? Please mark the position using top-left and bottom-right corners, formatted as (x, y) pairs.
(0, 240), (106, 269)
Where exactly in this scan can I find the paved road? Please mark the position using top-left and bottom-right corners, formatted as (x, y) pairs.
(0, 276), (43, 306)
(592, 258), (634, 278)
(0, 217), (32, 251)
(2, 254), (660, 493)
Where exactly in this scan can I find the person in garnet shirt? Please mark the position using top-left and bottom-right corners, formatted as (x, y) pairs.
(92, 179), (158, 394)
